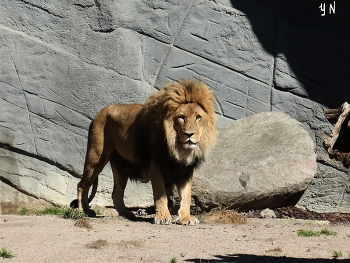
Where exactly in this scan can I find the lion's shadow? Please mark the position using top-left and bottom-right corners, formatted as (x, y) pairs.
(185, 254), (345, 262)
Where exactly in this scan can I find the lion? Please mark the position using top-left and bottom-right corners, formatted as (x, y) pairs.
(74, 80), (217, 225)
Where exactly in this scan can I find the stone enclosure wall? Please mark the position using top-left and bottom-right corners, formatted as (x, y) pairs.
(1, 0), (350, 213)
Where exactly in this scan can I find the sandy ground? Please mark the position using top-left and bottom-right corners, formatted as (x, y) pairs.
(1, 214), (350, 263)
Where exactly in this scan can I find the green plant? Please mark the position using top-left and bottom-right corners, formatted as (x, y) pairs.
(15, 207), (31, 215)
(297, 228), (336, 237)
(180, 252), (185, 257)
(332, 250), (342, 259)
(15, 206), (85, 219)
(170, 256), (177, 263)
(40, 206), (63, 215)
(320, 228), (336, 236)
(307, 248), (311, 252)
(0, 248), (14, 259)
(297, 229), (318, 237)
(15, 206), (63, 216)
(60, 207), (85, 219)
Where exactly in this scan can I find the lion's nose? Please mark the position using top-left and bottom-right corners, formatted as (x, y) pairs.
(184, 132), (195, 138)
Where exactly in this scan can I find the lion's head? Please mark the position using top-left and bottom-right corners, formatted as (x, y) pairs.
(146, 80), (217, 166)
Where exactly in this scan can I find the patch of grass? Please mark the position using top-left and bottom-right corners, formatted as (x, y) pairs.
(85, 239), (108, 249)
(332, 250), (342, 259)
(180, 252), (185, 257)
(15, 206), (85, 219)
(60, 207), (85, 219)
(170, 256), (177, 263)
(320, 228), (336, 236)
(15, 206), (62, 216)
(74, 218), (92, 229)
(297, 229), (319, 237)
(15, 207), (32, 215)
(297, 228), (336, 237)
(0, 248), (14, 259)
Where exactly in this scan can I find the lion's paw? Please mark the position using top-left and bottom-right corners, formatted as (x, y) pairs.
(154, 211), (172, 225)
(125, 211), (136, 221)
(85, 209), (96, 217)
(115, 210), (137, 221)
(178, 216), (199, 226)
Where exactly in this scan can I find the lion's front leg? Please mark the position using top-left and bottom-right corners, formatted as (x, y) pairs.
(176, 176), (199, 225)
(150, 163), (172, 225)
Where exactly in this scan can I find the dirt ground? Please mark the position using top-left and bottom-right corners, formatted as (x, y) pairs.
(1, 213), (350, 263)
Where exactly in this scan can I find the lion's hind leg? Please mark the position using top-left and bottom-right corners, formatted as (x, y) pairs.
(110, 156), (136, 220)
(77, 153), (108, 217)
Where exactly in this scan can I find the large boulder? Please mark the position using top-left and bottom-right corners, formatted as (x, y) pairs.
(192, 112), (317, 212)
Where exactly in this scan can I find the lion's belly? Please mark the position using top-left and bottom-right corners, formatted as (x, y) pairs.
(110, 150), (150, 182)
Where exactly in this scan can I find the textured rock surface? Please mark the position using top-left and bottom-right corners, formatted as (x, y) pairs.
(1, 0), (350, 213)
(0, 147), (154, 214)
(192, 112), (317, 212)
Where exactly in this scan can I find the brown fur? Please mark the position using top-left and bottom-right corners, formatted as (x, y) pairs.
(76, 80), (217, 225)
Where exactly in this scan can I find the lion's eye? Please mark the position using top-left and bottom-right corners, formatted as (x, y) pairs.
(178, 115), (186, 121)
(196, 115), (201, 121)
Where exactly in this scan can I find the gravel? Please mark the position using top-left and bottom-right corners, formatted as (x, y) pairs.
(246, 206), (350, 224)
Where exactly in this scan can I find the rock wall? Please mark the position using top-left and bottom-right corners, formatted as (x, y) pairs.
(1, 0), (350, 213)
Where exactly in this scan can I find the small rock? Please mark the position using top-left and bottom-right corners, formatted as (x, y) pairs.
(260, 208), (277, 218)
(102, 208), (120, 217)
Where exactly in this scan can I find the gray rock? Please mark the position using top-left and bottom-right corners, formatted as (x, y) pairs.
(271, 89), (350, 213)
(0, 147), (154, 214)
(192, 112), (317, 212)
(0, 181), (50, 214)
(155, 48), (272, 120)
(0, 147), (79, 213)
(260, 208), (277, 219)
(174, 0), (275, 85)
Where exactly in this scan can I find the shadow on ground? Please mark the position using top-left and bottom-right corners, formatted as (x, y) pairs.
(186, 254), (344, 262)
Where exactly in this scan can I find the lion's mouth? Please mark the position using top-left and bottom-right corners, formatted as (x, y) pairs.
(184, 140), (197, 149)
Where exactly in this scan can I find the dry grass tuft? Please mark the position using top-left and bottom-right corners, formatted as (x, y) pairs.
(74, 218), (92, 229)
(202, 209), (247, 224)
(85, 239), (108, 249)
(118, 240), (144, 248)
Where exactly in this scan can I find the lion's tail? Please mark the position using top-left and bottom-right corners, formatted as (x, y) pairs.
(88, 176), (98, 203)
(70, 176), (99, 209)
